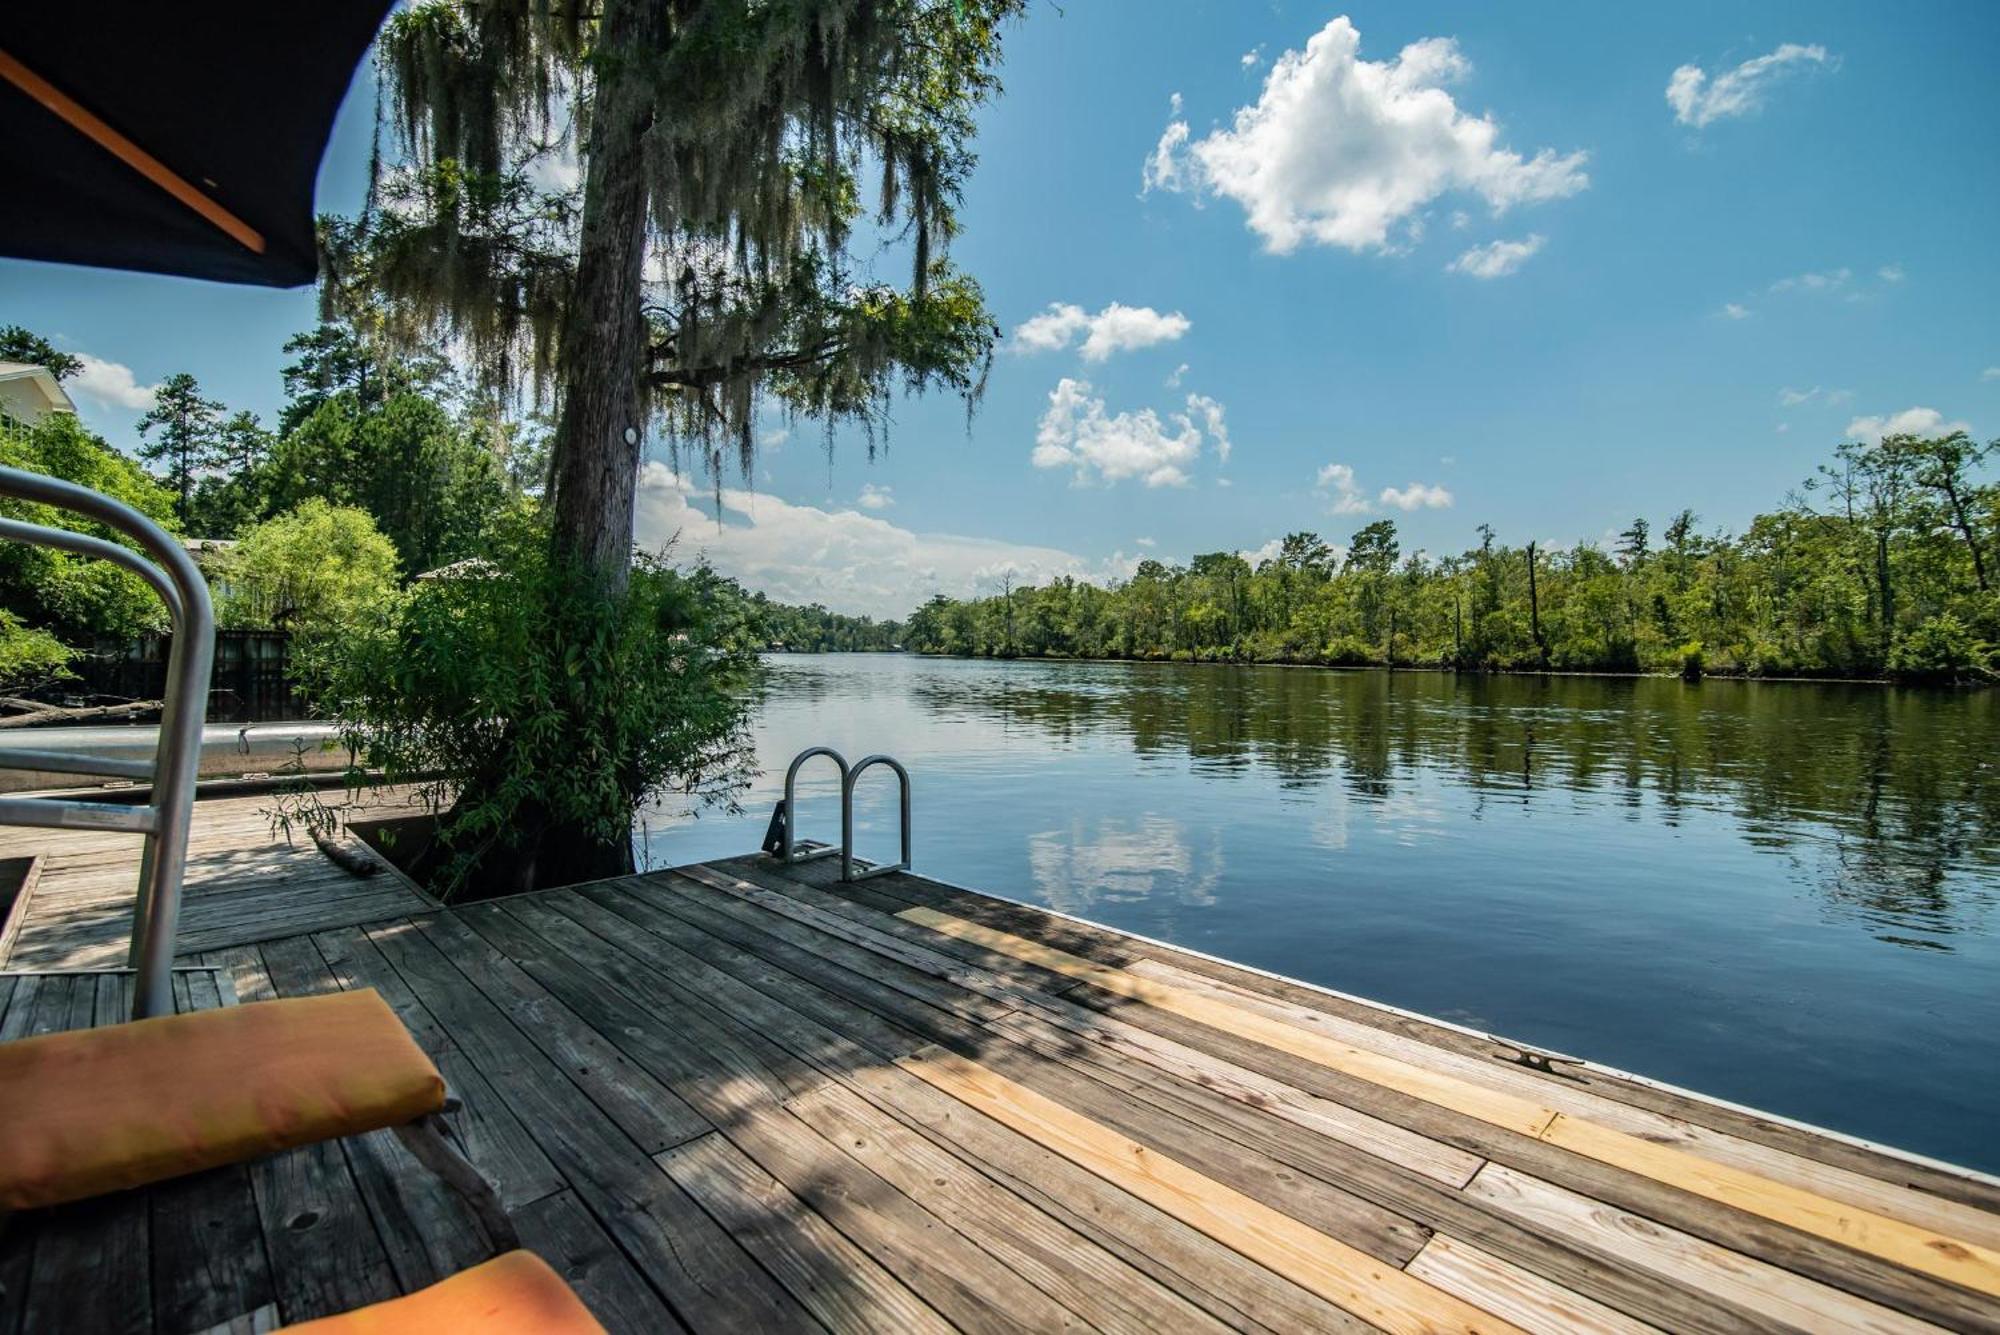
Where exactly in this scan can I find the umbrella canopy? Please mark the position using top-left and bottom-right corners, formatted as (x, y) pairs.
(0, 2), (394, 288)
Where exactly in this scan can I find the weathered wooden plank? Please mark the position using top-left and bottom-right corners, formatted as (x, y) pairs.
(360, 916), (813, 1332)
(146, 970), (278, 1335)
(256, 934), (498, 1294)
(969, 1020), (1432, 1269)
(309, 924), (452, 1057)
(472, 895), (1087, 1331)
(680, 862), (1086, 994)
(900, 903), (2000, 1302)
(472, 897), (816, 1113)
(207, 944), (400, 1325)
(984, 1007), (1758, 1333)
(1404, 1235), (1662, 1335)
(658, 1131), (951, 1334)
(1133, 955), (2000, 1254)
(1466, 1164), (1939, 1335)
(581, 881), (1352, 1331)
(723, 1103), (1088, 1333)
(902, 1044), (1520, 1335)
(565, 881), (930, 1062)
(512, 1189), (686, 1335)
(15, 976), (152, 1335)
(788, 1078), (1234, 1335)
(1079, 961), (2000, 1330)
(647, 869), (1015, 1024)
(862, 864), (2000, 1221)
(405, 914), (709, 1154)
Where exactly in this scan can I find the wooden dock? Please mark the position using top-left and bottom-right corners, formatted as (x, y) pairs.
(2, 843), (1998, 1331)
(0, 787), (435, 970)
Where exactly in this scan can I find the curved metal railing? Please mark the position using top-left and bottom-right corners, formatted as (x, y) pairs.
(768, 745), (912, 883)
(0, 465), (214, 1019)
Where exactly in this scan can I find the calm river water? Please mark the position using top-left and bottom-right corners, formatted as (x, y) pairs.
(638, 653), (2000, 1171)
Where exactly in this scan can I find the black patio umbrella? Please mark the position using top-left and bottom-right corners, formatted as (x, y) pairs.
(0, 2), (395, 288)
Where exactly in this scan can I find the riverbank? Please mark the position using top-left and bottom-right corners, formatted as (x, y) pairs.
(901, 649), (1997, 689)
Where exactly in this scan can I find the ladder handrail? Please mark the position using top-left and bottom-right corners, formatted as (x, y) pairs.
(840, 753), (911, 883)
(0, 464), (214, 1019)
(779, 745), (848, 864)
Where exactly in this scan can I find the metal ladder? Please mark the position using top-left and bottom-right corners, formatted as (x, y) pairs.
(0, 465), (214, 1020)
(761, 746), (911, 882)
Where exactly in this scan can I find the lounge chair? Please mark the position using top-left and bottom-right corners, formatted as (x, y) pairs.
(272, 1251), (603, 1333)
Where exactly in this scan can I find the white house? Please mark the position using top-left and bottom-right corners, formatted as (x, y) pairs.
(0, 362), (77, 427)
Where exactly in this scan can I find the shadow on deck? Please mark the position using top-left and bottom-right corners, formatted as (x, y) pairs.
(3, 852), (1998, 1332)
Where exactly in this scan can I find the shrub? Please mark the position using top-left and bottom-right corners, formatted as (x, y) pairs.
(1887, 614), (1989, 683)
(299, 516), (761, 899)
(0, 609), (73, 690)
(220, 500), (399, 635)
(1677, 640), (1705, 681)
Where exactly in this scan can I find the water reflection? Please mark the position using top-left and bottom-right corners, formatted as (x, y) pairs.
(904, 663), (1999, 950)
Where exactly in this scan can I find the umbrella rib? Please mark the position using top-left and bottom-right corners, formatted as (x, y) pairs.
(0, 46), (266, 256)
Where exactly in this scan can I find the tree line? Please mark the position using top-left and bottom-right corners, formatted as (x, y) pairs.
(903, 432), (1998, 682)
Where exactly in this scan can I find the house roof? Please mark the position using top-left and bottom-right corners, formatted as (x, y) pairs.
(0, 362), (77, 418)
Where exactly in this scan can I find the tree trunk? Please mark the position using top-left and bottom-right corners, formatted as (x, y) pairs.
(443, 0), (665, 899)
(1526, 540), (1547, 668)
(548, 0), (664, 593)
(1940, 481), (1990, 591)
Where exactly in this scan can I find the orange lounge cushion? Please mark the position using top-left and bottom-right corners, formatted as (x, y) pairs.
(276, 1251), (605, 1334)
(0, 987), (445, 1210)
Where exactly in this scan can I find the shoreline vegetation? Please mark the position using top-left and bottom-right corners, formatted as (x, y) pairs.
(887, 431), (1999, 686)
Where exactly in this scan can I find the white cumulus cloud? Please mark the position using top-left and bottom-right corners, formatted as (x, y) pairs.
(1012, 302), (1191, 361)
(1147, 17), (1588, 254)
(1844, 407), (1970, 444)
(1720, 302), (1753, 320)
(1140, 95), (1192, 194)
(1379, 482), (1454, 511)
(1446, 234), (1545, 279)
(1315, 462), (1372, 515)
(1982, 367), (2000, 383)
(1667, 44), (1832, 128)
(856, 482), (894, 510)
(634, 465), (1136, 620)
(69, 354), (160, 412)
(1032, 379), (1227, 488)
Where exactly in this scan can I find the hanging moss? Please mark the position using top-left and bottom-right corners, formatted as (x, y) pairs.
(330, 0), (1019, 488)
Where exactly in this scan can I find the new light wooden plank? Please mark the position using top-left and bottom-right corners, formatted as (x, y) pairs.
(1404, 1235), (1662, 1335)
(787, 1079), (1233, 1335)
(902, 1044), (1523, 1335)
(1132, 956), (2000, 1254)
(588, 880), (1366, 1331)
(659, 1131), (951, 1335)
(1466, 1164), (1942, 1335)
(900, 904), (2000, 1301)
(866, 864), (2000, 1221)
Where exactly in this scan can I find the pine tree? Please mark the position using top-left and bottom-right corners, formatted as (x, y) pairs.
(135, 373), (223, 524)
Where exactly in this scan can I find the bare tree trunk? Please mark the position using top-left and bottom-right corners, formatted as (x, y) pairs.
(548, 0), (663, 592)
(1940, 480), (1990, 591)
(1526, 540), (1547, 668)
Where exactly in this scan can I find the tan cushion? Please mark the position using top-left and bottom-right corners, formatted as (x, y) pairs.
(0, 987), (445, 1210)
(276, 1251), (605, 1333)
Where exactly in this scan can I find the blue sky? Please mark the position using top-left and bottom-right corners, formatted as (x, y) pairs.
(5, 2), (1997, 616)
